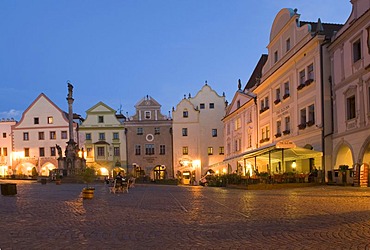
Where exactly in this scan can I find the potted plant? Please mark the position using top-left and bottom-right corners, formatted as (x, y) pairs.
(80, 167), (96, 199)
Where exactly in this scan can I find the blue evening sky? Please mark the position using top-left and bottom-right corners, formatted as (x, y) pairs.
(0, 1), (351, 120)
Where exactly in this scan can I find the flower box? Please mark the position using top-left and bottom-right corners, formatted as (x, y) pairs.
(274, 99), (281, 105)
(298, 123), (306, 130)
(283, 130), (290, 135)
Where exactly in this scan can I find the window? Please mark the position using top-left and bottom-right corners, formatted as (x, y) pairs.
(114, 147), (120, 156)
(266, 126), (270, 139)
(274, 50), (278, 63)
(98, 116), (104, 123)
(275, 88), (281, 101)
(50, 147), (56, 157)
(99, 133), (105, 140)
(2, 133), (6, 138)
(113, 132), (119, 140)
(234, 118), (241, 130)
(347, 95), (356, 120)
(353, 39), (362, 62)
(182, 128), (188, 136)
(208, 147), (213, 155)
(183, 110), (188, 118)
(86, 133), (92, 140)
(160, 145), (165, 155)
(23, 132), (29, 141)
(50, 131), (56, 140)
(135, 145), (141, 155)
(284, 82), (290, 98)
(286, 38), (291, 52)
(248, 134), (252, 148)
(212, 129), (217, 137)
(237, 100), (241, 109)
(261, 128), (265, 140)
(227, 143), (230, 155)
(24, 148), (30, 157)
(154, 127), (160, 135)
(308, 104), (315, 125)
(209, 103), (214, 109)
(145, 111), (151, 119)
(3, 147), (7, 156)
(47, 116), (53, 124)
(97, 147), (105, 157)
(299, 69), (305, 85)
(277, 121), (281, 134)
(219, 146), (224, 155)
(61, 131), (67, 140)
(137, 128), (143, 135)
(227, 124), (230, 135)
(39, 147), (45, 157)
(200, 103), (205, 109)
(34, 117), (39, 124)
(300, 108), (307, 125)
(38, 132), (44, 140)
(145, 144), (155, 155)
(285, 116), (291, 132)
(307, 64), (314, 80)
(182, 146), (188, 155)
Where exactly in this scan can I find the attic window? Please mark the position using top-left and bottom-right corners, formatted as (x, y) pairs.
(274, 51), (278, 63)
(237, 100), (240, 108)
(286, 38), (291, 52)
(145, 111), (151, 119)
(98, 116), (104, 123)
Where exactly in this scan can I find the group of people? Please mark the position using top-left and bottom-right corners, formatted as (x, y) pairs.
(106, 172), (136, 193)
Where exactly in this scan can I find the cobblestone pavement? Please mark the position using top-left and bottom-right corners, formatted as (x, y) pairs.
(0, 180), (370, 250)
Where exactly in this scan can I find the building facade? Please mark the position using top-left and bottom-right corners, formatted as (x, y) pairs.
(328, 0), (370, 186)
(124, 95), (173, 180)
(79, 101), (127, 177)
(12, 93), (78, 177)
(0, 118), (17, 177)
(222, 8), (342, 179)
(172, 83), (226, 185)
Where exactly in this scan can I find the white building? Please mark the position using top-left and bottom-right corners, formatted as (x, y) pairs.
(0, 118), (16, 176)
(328, 0), (370, 186)
(79, 101), (127, 177)
(172, 83), (226, 184)
(12, 93), (78, 177)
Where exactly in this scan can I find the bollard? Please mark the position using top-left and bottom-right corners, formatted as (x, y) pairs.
(1, 183), (17, 196)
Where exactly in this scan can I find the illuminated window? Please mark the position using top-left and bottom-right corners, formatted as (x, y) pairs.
(23, 132), (29, 141)
(219, 146), (224, 155)
(47, 116), (53, 124)
(3, 147), (7, 156)
(208, 147), (213, 155)
(24, 148), (30, 157)
(182, 146), (188, 155)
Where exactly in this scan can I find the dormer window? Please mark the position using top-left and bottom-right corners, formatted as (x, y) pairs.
(183, 110), (188, 118)
(145, 111), (151, 119)
(98, 116), (104, 123)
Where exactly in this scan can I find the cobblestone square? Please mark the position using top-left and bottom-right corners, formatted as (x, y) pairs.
(0, 180), (369, 249)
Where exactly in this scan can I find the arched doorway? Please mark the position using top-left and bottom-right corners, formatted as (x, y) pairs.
(40, 163), (57, 177)
(153, 165), (166, 180)
(335, 144), (354, 168)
